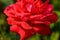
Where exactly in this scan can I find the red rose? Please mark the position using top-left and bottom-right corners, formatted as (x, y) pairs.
(4, 0), (58, 40)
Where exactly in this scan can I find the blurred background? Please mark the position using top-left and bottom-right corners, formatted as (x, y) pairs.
(0, 0), (60, 40)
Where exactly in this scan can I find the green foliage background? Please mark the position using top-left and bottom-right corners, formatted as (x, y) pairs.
(0, 0), (60, 40)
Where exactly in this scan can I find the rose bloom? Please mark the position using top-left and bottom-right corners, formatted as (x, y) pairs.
(4, 0), (58, 40)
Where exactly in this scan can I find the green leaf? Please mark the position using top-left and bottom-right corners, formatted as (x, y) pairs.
(50, 32), (59, 40)
(1, 0), (13, 7)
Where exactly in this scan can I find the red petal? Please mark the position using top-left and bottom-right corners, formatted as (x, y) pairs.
(44, 5), (53, 13)
(4, 5), (15, 17)
(10, 25), (35, 40)
(7, 17), (18, 25)
(37, 25), (52, 35)
(21, 21), (32, 30)
(10, 25), (19, 33)
(44, 13), (58, 23)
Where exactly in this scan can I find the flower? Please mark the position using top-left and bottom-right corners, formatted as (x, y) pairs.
(4, 0), (58, 40)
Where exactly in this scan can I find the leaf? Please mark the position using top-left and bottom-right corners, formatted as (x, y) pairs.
(1, 0), (13, 7)
(50, 32), (59, 40)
